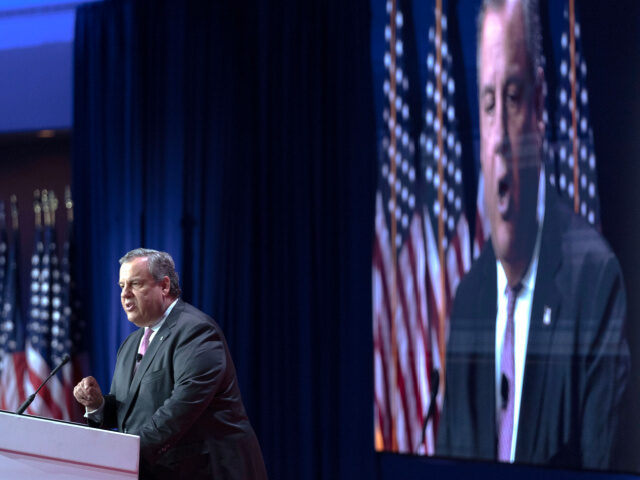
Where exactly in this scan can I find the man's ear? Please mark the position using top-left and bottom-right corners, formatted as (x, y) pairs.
(161, 276), (171, 295)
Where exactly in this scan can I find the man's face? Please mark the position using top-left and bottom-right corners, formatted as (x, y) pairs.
(479, 1), (543, 274)
(119, 257), (168, 327)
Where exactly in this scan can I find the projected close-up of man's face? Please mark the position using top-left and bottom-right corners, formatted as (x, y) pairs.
(478, 0), (543, 286)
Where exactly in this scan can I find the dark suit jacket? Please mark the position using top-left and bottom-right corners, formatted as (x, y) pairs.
(436, 188), (629, 469)
(97, 300), (267, 480)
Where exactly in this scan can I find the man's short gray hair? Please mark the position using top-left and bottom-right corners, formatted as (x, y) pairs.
(476, 0), (542, 86)
(119, 248), (182, 298)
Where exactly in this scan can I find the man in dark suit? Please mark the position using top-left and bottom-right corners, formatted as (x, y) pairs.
(436, 0), (629, 470)
(74, 248), (267, 480)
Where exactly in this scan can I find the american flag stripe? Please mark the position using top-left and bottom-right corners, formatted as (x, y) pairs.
(373, 326), (390, 447)
(0, 352), (26, 411)
(424, 211), (443, 323)
(25, 351), (56, 418)
(25, 334), (67, 420)
(373, 206), (394, 449)
(394, 351), (412, 449)
(373, 200), (402, 447)
(397, 231), (427, 448)
(406, 213), (431, 432)
(423, 215), (444, 431)
(24, 340), (68, 419)
(424, 208), (469, 360)
(374, 195), (433, 452)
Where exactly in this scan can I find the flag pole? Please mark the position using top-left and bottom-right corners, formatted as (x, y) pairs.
(33, 190), (42, 229)
(65, 186), (74, 223)
(386, 0), (400, 452)
(569, 0), (579, 214)
(0, 201), (5, 231)
(434, 0), (447, 393)
(10, 195), (18, 231)
(50, 191), (58, 229)
(42, 190), (51, 228)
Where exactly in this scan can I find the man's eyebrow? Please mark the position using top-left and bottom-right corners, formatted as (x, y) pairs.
(504, 73), (527, 87)
(480, 85), (495, 97)
(119, 276), (142, 284)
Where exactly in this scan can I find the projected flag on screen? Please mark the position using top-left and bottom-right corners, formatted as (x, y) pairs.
(373, 0), (426, 454)
(0, 199), (27, 412)
(418, 0), (470, 453)
(373, 0), (470, 455)
(553, 1), (599, 226)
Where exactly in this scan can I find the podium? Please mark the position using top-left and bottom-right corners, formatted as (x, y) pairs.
(0, 410), (139, 479)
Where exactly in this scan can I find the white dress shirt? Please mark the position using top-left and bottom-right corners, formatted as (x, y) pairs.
(494, 169), (545, 462)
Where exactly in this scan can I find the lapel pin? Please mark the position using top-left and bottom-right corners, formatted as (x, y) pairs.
(543, 306), (552, 326)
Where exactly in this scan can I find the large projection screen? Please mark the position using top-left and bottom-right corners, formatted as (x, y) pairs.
(371, 0), (640, 473)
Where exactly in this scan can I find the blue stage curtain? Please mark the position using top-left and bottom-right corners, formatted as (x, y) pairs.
(73, 1), (376, 479)
(72, 1), (640, 480)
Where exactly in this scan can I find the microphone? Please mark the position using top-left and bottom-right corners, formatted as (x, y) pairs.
(16, 354), (71, 415)
(136, 353), (143, 362)
(420, 369), (440, 445)
(501, 373), (509, 410)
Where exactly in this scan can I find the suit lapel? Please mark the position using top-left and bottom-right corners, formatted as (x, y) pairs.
(127, 323), (173, 394)
(117, 328), (144, 385)
(472, 244), (499, 456)
(460, 242), (497, 459)
(121, 301), (181, 422)
(516, 191), (562, 460)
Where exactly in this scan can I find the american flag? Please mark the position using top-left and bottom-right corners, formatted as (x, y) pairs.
(0, 201), (27, 412)
(418, 0), (470, 453)
(53, 189), (88, 421)
(0, 202), (7, 313)
(553, 1), (599, 226)
(24, 195), (68, 419)
(373, 0), (470, 455)
(373, 0), (424, 453)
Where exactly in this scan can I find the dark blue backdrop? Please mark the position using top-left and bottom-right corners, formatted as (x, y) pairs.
(72, 1), (640, 479)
